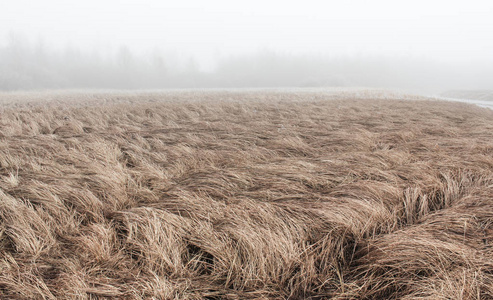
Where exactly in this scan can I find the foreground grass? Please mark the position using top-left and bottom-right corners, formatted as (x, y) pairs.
(0, 91), (492, 299)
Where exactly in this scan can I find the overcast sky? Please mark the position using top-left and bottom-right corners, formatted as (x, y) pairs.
(1, 0), (493, 68)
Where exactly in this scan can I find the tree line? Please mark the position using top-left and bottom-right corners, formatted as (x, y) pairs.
(1, 35), (491, 91)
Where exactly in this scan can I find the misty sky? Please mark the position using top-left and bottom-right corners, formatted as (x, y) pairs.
(1, 0), (493, 68)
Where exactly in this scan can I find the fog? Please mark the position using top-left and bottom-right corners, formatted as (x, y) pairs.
(1, 0), (492, 92)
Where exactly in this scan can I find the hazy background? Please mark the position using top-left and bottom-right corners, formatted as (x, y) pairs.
(1, 0), (492, 92)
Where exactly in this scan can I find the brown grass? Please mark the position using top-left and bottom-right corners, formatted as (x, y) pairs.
(0, 90), (493, 299)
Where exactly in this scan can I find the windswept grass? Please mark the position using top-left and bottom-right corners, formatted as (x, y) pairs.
(0, 90), (492, 299)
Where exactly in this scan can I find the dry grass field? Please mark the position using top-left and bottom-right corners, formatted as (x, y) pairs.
(0, 90), (493, 299)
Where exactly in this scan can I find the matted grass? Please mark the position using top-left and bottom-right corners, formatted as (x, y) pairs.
(0, 90), (492, 299)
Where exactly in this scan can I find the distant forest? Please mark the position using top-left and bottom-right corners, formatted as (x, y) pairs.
(1, 34), (492, 91)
